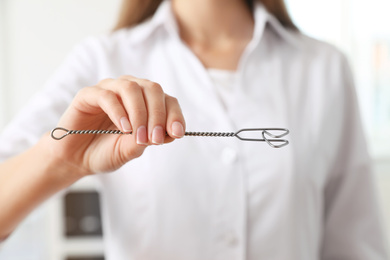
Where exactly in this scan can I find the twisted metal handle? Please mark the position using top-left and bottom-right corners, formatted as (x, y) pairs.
(50, 127), (125, 140)
(51, 127), (289, 148)
(184, 131), (235, 137)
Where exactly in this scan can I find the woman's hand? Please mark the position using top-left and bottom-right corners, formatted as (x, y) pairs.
(50, 75), (185, 175)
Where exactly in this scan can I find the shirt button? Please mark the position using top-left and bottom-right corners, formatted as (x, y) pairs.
(224, 231), (239, 247)
(221, 147), (238, 164)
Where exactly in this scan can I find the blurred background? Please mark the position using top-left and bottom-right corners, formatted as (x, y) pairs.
(0, 0), (389, 259)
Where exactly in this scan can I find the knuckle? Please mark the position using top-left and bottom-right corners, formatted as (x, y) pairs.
(75, 88), (86, 97)
(118, 79), (139, 92)
(98, 78), (113, 85)
(75, 86), (92, 100)
(118, 75), (134, 80)
(100, 89), (115, 98)
(98, 89), (116, 104)
(148, 82), (163, 93)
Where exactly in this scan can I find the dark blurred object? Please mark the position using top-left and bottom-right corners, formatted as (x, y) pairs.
(64, 191), (103, 237)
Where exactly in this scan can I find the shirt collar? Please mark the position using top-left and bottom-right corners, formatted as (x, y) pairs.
(125, 1), (175, 46)
(258, 2), (302, 49)
(127, 0), (301, 49)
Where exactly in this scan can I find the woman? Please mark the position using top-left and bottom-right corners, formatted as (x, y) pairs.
(0, 0), (388, 259)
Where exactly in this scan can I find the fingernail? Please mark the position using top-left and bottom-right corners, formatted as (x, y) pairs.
(152, 126), (164, 145)
(120, 117), (132, 133)
(137, 126), (148, 145)
(172, 121), (184, 138)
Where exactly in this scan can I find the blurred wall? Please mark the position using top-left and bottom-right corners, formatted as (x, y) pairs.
(0, 0), (6, 128)
(0, 0), (121, 129)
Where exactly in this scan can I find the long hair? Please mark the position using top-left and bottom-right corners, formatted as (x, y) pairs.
(113, 0), (297, 31)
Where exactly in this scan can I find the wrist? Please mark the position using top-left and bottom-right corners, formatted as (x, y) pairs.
(38, 133), (87, 186)
(0, 133), (85, 236)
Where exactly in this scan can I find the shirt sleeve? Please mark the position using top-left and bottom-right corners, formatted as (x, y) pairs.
(0, 38), (101, 245)
(321, 54), (389, 259)
(0, 38), (99, 163)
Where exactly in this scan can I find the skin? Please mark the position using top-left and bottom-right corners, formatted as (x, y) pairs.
(0, 0), (255, 239)
(173, 0), (254, 70)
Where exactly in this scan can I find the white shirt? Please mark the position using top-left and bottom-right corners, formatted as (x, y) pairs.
(208, 69), (238, 111)
(0, 1), (388, 260)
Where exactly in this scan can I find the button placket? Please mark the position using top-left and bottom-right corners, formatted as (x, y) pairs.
(224, 230), (239, 247)
(211, 144), (246, 260)
(221, 147), (239, 164)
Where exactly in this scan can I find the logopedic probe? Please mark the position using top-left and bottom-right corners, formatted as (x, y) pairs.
(51, 127), (289, 148)
(51, 127), (290, 148)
